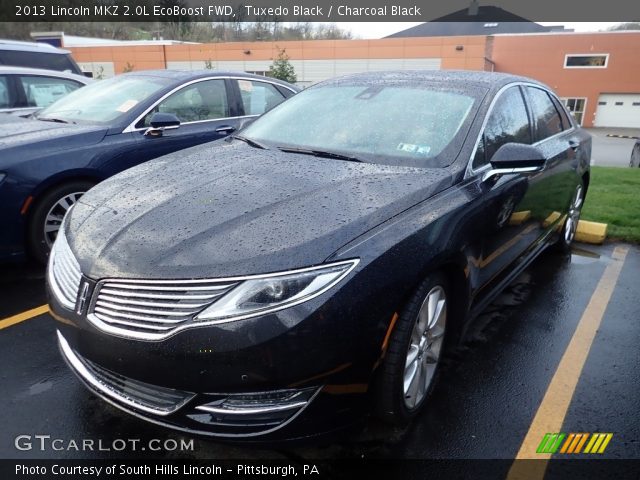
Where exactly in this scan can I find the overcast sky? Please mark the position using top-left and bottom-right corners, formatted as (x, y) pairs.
(340, 22), (621, 39)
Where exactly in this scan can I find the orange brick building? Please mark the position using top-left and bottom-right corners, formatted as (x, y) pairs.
(65, 31), (640, 128)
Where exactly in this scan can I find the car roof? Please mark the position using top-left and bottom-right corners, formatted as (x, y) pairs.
(0, 66), (91, 83)
(122, 69), (300, 91)
(320, 70), (547, 91)
(0, 39), (72, 55)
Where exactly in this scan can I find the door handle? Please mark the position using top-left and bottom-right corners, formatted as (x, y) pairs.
(215, 125), (236, 134)
(568, 140), (580, 151)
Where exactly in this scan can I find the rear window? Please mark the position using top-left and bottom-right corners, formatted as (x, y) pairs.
(0, 50), (81, 74)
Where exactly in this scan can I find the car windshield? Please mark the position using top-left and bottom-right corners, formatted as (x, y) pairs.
(36, 75), (171, 125)
(241, 81), (479, 167)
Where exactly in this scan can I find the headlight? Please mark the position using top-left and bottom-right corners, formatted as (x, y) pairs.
(195, 259), (359, 323)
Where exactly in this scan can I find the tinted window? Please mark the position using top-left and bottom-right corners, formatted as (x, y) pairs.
(527, 87), (563, 142)
(473, 86), (531, 168)
(141, 79), (228, 126)
(238, 80), (286, 116)
(20, 75), (82, 107)
(243, 83), (477, 167)
(551, 95), (572, 130)
(0, 51), (80, 73)
(0, 76), (9, 108)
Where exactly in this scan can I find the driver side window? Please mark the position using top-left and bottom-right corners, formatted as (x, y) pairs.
(472, 86), (532, 169)
(139, 79), (229, 127)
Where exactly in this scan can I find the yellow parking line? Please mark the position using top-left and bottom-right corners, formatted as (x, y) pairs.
(0, 305), (49, 330)
(507, 245), (629, 479)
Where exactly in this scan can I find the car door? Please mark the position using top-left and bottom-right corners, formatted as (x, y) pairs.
(522, 86), (577, 227)
(468, 85), (547, 294)
(129, 78), (239, 163)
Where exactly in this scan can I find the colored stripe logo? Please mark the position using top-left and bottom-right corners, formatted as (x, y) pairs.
(537, 433), (613, 454)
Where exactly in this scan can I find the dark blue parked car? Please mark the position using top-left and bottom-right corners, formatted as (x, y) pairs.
(0, 70), (298, 262)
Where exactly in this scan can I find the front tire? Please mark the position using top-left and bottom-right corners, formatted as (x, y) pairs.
(374, 273), (449, 425)
(27, 181), (94, 264)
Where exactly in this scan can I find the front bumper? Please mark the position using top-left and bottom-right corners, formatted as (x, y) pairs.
(57, 331), (338, 439)
(49, 271), (385, 440)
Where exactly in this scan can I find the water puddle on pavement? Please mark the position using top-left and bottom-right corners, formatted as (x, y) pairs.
(570, 246), (601, 265)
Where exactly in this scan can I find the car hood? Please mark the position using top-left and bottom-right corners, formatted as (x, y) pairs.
(68, 142), (452, 279)
(0, 116), (107, 155)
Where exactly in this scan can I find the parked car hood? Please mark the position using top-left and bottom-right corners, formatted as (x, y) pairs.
(68, 142), (452, 279)
(0, 117), (107, 155)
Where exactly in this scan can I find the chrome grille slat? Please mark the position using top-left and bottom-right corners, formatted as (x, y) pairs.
(93, 313), (175, 331)
(95, 300), (201, 316)
(102, 282), (234, 292)
(99, 288), (223, 301)
(98, 294), (210, 309)
(94, 306), (190, 324)
(89, 278), (238, 337)
(49, 232), (82, 310)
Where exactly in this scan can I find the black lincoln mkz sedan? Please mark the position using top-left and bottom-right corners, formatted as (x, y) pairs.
(48, 71), (591, 441)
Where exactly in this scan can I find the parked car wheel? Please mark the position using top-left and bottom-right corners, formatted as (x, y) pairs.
(28, 181), (94, 263)
(375, 273), (449, 425)
(555, 181), (585, 252)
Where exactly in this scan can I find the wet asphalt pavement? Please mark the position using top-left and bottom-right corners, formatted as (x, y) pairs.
(1, 242), (639, 466)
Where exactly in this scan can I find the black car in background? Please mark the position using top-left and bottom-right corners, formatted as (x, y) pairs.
(0, 70), (298, 263)
(49, 71), (591, 440)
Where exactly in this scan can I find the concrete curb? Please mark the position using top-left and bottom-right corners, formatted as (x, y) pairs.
(576, 220), (607, 245)
(606, 134), (640, 140)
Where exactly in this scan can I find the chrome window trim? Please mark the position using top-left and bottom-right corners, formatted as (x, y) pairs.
(464, 82), (576, 180)
(122, 75), (296, 133)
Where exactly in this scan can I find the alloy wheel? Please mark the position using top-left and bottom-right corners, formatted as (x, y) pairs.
(403, 285), (447, 409)
(564, 184), (584, 245)
(43, 192), (85, 248)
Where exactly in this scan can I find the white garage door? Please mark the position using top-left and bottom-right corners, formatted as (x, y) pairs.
(594, 94), (640, 128)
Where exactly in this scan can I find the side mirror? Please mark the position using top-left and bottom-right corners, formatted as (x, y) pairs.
(483, 143), (546, 181)
(144, 112), (181, 137)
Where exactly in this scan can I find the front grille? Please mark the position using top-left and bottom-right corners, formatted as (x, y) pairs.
(58, 331), (195, 415)
(89, 278), (238, 339)
(81, 355), (195, 415)
(49, 232), (82, 310)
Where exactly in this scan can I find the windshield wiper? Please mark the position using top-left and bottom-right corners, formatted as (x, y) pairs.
(230, 134), (268, 150)
(277, 146), (363, 163)
(37, 116), (74, 124)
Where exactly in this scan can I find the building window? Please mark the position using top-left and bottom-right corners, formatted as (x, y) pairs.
(561, 97), (587, 126)
(564, 54), (609, 68)
(615, 102), (624, 106)
(245, 70), (270, 77)
(633, 102), (640, 107)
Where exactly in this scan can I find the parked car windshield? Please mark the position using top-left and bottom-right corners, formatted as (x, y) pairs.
(242, 81), (479, 167)
(35, 75), (171, 125)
